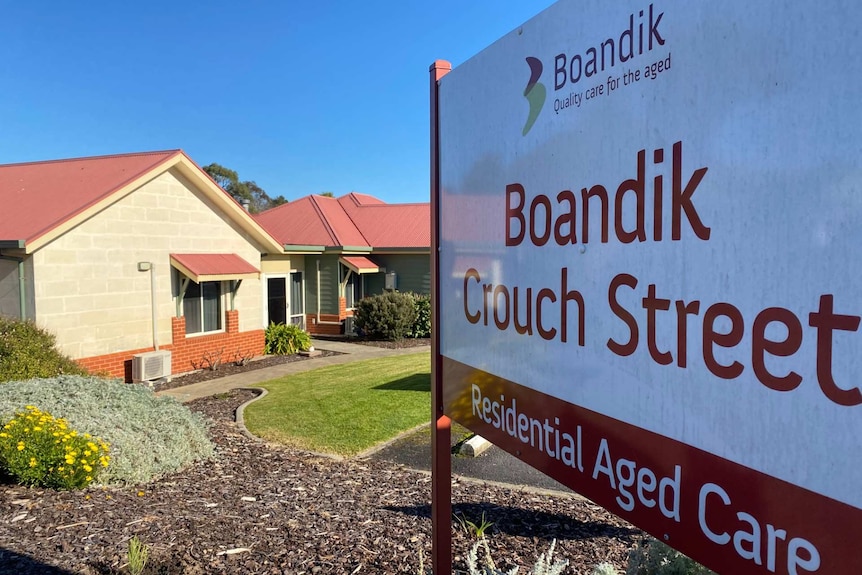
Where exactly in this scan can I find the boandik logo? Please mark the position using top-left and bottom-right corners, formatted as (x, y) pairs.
(522, 56), (545, 136)
(520, 4), (667, 134)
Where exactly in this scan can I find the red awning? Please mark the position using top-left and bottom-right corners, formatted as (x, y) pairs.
(170, 253), (259, 283)
(339, 255), (381, 274)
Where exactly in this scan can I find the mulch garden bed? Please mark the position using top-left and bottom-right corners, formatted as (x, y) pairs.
(0, 388), (640, 574)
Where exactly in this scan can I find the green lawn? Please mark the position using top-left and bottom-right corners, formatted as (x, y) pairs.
(244, 351), (431, 456)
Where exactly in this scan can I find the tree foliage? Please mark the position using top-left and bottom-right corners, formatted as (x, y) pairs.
(202, 163), (287, 213)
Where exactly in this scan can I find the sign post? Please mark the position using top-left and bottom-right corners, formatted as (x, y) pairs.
(430, 58), (452, 575)
(433, 1), (862, 573)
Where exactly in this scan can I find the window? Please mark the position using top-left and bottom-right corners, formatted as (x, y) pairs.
(290, 271), (304, 325)
(183, 280), (222, 334)
(342, 266), (364, 309)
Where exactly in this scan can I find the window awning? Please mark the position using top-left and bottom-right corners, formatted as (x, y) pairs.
(170, 253), (260, 283)
(339, 255), (381, 274)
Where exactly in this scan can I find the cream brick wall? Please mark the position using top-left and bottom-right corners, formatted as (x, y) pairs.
(260, 255), (303, 275)
(32, 169), (266, 359)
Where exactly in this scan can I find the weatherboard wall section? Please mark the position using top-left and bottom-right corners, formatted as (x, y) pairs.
(369, 254), (431, 295)
(305, 255), (343, 333)
(0, 259), (17, 318)
(0, 257), (34, 320)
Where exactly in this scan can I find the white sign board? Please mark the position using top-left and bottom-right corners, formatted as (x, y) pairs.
(437, 2), (862, 573)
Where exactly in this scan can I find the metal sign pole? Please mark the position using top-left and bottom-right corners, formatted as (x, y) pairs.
(429, 58), (452, 575)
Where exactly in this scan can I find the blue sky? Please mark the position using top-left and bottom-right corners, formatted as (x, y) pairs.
(0, 1), (555, 204)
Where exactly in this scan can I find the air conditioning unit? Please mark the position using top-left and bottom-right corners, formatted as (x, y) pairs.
(385, 271), (397, 290)
(132, 350), (172, 382)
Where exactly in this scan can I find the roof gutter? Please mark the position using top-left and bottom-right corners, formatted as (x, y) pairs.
(280, 245), (327, 253)
(369, 247), (430, 254)
(324, 246), (372, 254)
(0, 253), (26, 321)
(0, 240), (25, 250)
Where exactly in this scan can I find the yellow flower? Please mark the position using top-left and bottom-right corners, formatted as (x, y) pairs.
(86, 476), (92, 482)
(84, 450), (92, 457)
(33, 426), (42, 431)
(83, 465), (93, 473)
(137, 491), (145, 497)
(0, 432), (8, 438)
(16, 442), (25, 451)
(29, 458), (37, 468)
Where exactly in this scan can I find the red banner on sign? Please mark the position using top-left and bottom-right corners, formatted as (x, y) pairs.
(443, 356), (861, 575)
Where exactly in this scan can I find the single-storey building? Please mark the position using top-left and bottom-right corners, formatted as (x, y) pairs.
(0, 150), (292, 380)
(0, 150), (429, 379)
(255, 193), (430, 335)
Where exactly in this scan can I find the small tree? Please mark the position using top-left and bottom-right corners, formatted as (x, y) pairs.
(353, 292), (416, 341)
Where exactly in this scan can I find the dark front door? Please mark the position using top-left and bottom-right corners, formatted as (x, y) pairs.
(267, 277), (287, 325)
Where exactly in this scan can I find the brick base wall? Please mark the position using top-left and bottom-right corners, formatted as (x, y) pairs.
(77, 310), (265, 382)
(77, 346), (164, 382)
(169, 314), (264, 375)
(306, 314), (343, 336)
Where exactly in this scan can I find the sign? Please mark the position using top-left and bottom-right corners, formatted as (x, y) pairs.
(436, 2), (862, 573)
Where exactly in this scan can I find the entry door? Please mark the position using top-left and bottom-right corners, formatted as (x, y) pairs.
(289, 272), (304, 326)
(267, 277), (287, 325)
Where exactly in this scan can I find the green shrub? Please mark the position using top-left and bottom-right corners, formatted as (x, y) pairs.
(265, 322), (311, 355)
(407, 293), (431, 338)
(354, 291), (417, 341)
(0, 405), (111, 489)
(626, 538), (715, 575)
(0, 376), (213, 485)
(0, 317), (88, 383)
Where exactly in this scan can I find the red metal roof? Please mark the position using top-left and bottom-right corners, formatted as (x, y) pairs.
(170, 253), (259, 282)
(343, 202), (430, 248)
(255, 193), (429, 250)
(253, 196), (336, 246)
(314, 196), (367, 246)
(340, 255), (381, 273)
(0, 150), (182, 245)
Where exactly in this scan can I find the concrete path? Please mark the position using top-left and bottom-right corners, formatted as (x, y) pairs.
(158, 338), (430, 403)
